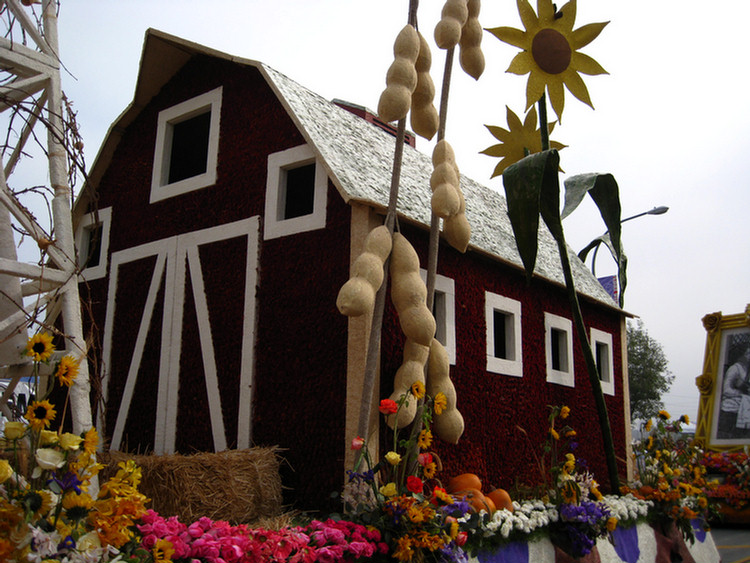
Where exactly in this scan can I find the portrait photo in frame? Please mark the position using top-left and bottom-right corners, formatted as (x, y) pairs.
(695, 305), (750, 450)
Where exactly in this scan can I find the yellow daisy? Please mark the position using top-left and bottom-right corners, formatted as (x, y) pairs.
(55, 355), (80, 387)
(25, 399), (56, 432)
(24, 332), (55, 363)
(487, 0), (608, 120)
(482, 105), (565, 177)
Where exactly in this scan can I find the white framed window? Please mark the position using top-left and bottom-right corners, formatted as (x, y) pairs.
(75, 207), (112, 281)
(485, 292), (522, 377)
(421, 271), (456, 364)
(150, 86), (223, 203)
(545, 312), (574, 387)
(263, 144), (328, 239)
(590, 328), (615, 395)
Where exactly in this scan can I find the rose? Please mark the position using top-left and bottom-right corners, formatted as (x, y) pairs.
(417, 452), (433, 466)
(3, 421), (25, 440)
(385, 451), (401, 466)
(455, 531), (468, 546)
(379, 482), (398, 497)
(59, 432), (83, 451)
(0, 459), (12, 483)
(379, 399), (398, 415)
(351, 436), (365, 450)
(40, 429), (58, 445)
(35, 447), (66, 470)
(406, 475), (424, 494)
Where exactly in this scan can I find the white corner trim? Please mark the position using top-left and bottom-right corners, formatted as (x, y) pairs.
(150, 86), (223, 203)
(263, 144), (327, 240)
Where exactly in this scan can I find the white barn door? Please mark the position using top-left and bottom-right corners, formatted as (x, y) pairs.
(100, 217), (259, 454)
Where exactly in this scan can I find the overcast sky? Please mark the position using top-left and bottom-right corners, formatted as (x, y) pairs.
(9, 1), (750, 424)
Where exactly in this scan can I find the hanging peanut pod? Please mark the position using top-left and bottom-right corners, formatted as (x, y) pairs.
(459, 0), (485, 80)
(434, 0), (469, 50)
(430, 140), (462, 218)
(410, 32), (439, 140)
(378, 24), (420, 123)
(443, 188), (471, 253)
(336, 225), (392, 316)
(390, 233), (436, 347)
(426, 338), (464, 443)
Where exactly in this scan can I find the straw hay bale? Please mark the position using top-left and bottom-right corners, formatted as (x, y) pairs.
(102, 447), (283, 525)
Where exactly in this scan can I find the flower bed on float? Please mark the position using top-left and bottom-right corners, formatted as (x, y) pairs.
(0, 334), (721, 562)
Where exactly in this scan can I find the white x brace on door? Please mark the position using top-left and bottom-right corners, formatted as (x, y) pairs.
(100, 217), (259, 454)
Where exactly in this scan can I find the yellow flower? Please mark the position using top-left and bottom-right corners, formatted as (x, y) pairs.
(418, 429), (433, 450)
(3, 421), (26, 440)
(380, 482), (398, 497)
(54, 356), (80, 387)
(560, 405), (570, 419)
(153, 539), (175, 563)
(644, 419), (653, 432)
(606, 517), (618, 532)
(394, 536), (414, 562)
(481, 105), (565, 177)
(0, 459), (12, 483)
(81, 427), (99, 456)
(60, 432), (83, 451)
(40, 429), (58, 446)
(423, 462), (437, 479)
(385, 451), (402, 466)
(411, 381), (425, 399)
(565, 429), (576, 438)
(25, 399), (56, 432)
(486, 0), (608, 120)
(679, 414), (690, 424)
(25, 332), (55, 362)
(658, 410), (670, 420)
(407, 505), (426, 523)
(549, 427), (560, 440)
(433, 392), (447, 415)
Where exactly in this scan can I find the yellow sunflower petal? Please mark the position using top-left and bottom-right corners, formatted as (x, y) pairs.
(536, 0), (557, 23)
(491, 160), (511, 178)
(523, 106), (539, 130)
(518, 0), (539, 33)
(547, 78), (566, 118)
(552, 0), (577, 32)
(506, 106), (524, 131)
(562, 68), (594, 107)
(481, 144), (510, 158)
(570, 21), (609, 49)
(507, 51), (534, 75)
(484, 124), (512, 142)
(486, 26), (528, 49)
(525, 70), (547, 110)
(570, 51), (608, 76)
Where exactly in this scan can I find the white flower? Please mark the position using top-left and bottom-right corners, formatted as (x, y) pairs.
(35, 448), (66, 470)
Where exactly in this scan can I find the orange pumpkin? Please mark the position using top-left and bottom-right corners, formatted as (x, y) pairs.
(486, 488), (514, 513)
(447, 473), (482, 493)
(455, 488), (494, 514)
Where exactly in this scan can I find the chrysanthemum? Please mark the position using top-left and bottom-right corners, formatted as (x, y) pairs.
(482, 106), (565, 177)
(487, 0), (608, 120)
(24, 332), (55, 363)
(25, 399), (56, 432)
(54, 355), (79, 387)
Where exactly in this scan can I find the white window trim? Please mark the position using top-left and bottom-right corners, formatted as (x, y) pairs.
(263, 144), (328, 239)
(420, 270), (456, 365)
(150, 86), (223, 203)
(75, 206), (112, 281)
(591, 327), (615, 396)
(545, 312), (574, 387)
(485, 292), (522, 377)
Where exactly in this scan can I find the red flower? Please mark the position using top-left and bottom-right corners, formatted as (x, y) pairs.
(379, 399), (398, 415)
(417, 453), (433, 466)
(455, 532), (468, 546)
(406, 475), (424, 494)
(351, 436), (365, 450)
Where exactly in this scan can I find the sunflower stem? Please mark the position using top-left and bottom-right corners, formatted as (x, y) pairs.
(538, 93), (550, 151)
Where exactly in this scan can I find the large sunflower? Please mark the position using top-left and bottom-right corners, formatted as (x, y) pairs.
(481, 105), (566, 178)
(25, 399), (56, 432)
(487, 0), (608, 120)
(24, 332), (55, 363)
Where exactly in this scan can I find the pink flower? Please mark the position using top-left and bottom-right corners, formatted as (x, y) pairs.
(417, 452), (433, 466)
(351, 436), (365, 450)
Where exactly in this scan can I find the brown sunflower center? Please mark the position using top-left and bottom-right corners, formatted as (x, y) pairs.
(34, 405), (49, 419)
(531, 28), (572, 74)
(32, 342), (47, 354)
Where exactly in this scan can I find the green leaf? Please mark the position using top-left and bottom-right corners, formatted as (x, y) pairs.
(561, 173), (597, 220)
(502, 149), (561, 279)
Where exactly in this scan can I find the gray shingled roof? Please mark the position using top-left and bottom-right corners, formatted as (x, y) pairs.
(260, 63), (619, 309)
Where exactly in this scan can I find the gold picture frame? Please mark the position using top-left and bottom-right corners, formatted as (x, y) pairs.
(695, 304), (750, 450)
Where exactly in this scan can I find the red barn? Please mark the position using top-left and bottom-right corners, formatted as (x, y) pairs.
(74, 29), (631, 510)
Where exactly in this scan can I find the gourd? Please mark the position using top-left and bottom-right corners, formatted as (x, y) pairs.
(430, 140), (461, 218)
(378, 25), (420, 123)
(389, 233), (436, 347)
(487, 488), (514, 513)
(426, 337), (464, 443)
(336, 225), (392, 316)
(410, 32), (439, 140)
(434, 0), (469, 50)
(459, 0), (485, 80)
(442, 189), (471, 252)
(447, 473), (482, 493)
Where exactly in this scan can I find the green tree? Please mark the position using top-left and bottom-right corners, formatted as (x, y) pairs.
(627, 320), (674, 420)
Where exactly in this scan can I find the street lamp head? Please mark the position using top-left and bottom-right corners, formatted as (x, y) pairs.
(648, 206), (669, 216)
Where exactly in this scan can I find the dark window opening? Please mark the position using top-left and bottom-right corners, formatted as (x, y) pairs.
(596, 341), (609, 381)
(83, 224), (103, 268)
(551, 328), (568, 371)
(168, 111), (211, 184)
(493, 310), (509, 359)
(283, 163), (316, 219)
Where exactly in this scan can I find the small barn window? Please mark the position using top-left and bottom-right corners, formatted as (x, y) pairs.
(75, 207), (112, 281)
(264, 144), (328, 240)
(421, 271), (456, 364)
(545, 312), (574, 387)
(485, 292), (522, 377)
(150, 87), (222, 203)
(591, 328), (615, 395)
